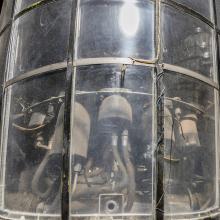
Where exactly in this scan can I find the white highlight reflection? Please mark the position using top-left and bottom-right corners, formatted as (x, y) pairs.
(119, 2), (140, 37)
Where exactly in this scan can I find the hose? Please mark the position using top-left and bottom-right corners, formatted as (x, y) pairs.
(112, 134), (129, 191)
(32, 154), (61, 199)
(45, 185), (61, 213)
(121, 130), (136, 211)
(72, 134), (128, 200)
(13, 123), (46, 132)
(31, 104), (64, 198)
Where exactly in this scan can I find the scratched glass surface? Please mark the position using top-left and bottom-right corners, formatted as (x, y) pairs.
(0, 29), (10, 85)
(76, 0), (155, 59)
(215, 1), (220, 29)
(70, 64), (154, 219)
(6, 0), (71, 80)
(163, 72), (217, 215)
(1, 72), (65, 217)
(14, 0), (53, 13)
(173, 0), (213, 21)
(0, 0), (14, 31)
(162, 5), (215, 79)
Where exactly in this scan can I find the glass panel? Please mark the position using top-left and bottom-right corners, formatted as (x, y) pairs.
(0, 29), (10, 90)
(6, 0), (71, 80)
(216, 1), (220, 30)
(0, 0), (14, 31)
(71, 65), (154, 219)
(14, 0), (54, 13)
(163, 72), (217, 216)
(77, 0), (155, 59)
(0, 72), (65, 218)
(172, 0), (213, 21)
(0, 30), (10, 156)
(218, 36), (220, 77)
(162, 5), (215, 79)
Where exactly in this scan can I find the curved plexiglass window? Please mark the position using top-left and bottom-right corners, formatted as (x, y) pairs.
(71, 65), (154, 219)
(14, 0), (50, 13)
(216, 1), (220, 30)
(0, 0), (219, 219)
(172, 0), (213, 21)
(0, 29), (10, 89)
(0, 72), (65, 219)
(6, 0), (71, 80)
(0, 0), (14, 31)
(162, 5), (215, 79)
(76, 0), (155, 59)
(163, 72), (218, 217)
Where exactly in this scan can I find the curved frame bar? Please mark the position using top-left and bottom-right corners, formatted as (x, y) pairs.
(4, 59), (218, 90)
(4, 62), (67, 88)
(162, 63), (219, 89)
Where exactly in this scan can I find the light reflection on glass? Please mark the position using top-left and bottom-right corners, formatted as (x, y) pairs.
(119, 2), (140, 37)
